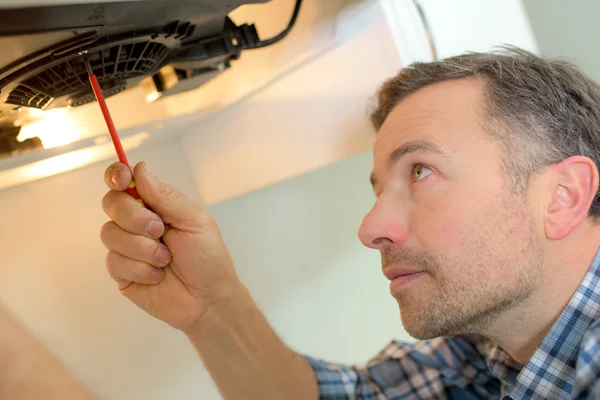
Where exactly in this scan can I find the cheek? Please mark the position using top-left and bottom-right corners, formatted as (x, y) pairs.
(409, 185), (479, 250)
(410, 187), (523, 279)
(510, 217), (528, 237)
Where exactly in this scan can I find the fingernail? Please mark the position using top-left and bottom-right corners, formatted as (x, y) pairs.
(155, 246), (171, 265)
(151, 268), (164, 283)
(146, 220), (164, 238)
(110, 170), (122, 186)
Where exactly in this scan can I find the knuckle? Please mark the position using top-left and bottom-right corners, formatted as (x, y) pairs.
(202, 208), (216, 225)
(138, 265), (155, 283)
(101, 191), (113, 214)
(105, 252), (123, 281)
(105, 251), (117, 271)
(135, 209), (153, 235)
(160, 183), (181, 202)
(148, 242), (167, 266)
(99, 221), (115, 243)
(198, 208), (218, 230)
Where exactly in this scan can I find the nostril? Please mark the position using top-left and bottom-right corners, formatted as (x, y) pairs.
(373, 237), (393, 246)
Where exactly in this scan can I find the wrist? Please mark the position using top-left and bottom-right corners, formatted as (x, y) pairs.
(183, 278), (252, 339)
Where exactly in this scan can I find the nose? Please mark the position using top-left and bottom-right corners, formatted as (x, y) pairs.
(358, 196), (408, 250)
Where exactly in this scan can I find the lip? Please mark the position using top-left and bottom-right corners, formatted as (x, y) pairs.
(383, 265), (424, 281)
(383, 265), (427, 293)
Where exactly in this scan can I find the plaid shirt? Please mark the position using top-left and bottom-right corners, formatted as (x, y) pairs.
(306, 249), (600, 399)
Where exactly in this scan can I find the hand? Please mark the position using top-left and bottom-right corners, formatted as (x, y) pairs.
(100, 162), (241, 333)
(101, 163), (318, 400)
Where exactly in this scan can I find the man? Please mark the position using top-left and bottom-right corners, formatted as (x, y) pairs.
(98, 47), (600, 399)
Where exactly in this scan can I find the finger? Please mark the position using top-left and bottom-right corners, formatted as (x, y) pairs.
(132, 162), (211, 229)
(102, 190), (165, 238)
(104, 162), (133, 192)
(100, 221), (172, 267)
(106, 251), (164, 289)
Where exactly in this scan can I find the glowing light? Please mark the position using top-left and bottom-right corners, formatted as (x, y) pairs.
(27, 108), (46, 118)
(145, 91), (161, 103)
(25, 150), (92, 177)
(17, 109), (86, 149)
(0, 131), (151, 191)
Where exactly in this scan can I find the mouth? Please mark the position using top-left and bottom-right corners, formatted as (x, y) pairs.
(383, 265), (427, 293)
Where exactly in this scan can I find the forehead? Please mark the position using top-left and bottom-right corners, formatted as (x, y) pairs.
(373, 78), (488, 160)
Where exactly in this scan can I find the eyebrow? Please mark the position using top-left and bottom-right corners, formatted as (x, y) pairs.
(369, 140), (446, 188)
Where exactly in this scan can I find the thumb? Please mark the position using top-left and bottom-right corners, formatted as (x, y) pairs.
(133, 162), (205, 229)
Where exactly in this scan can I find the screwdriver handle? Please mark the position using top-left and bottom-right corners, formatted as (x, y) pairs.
(125, 180), (146, 207)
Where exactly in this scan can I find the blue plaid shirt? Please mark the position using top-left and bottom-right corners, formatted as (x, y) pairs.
(306, 249), (600, 399)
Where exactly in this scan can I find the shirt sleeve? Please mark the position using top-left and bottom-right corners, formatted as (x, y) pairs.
(304, 335), (500, 399)
(573, 321), (600, 400)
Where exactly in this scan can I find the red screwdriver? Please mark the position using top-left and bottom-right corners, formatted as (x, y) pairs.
(84, 59), (146, 207)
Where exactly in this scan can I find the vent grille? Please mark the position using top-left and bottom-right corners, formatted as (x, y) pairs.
(6, 41), (169, 109)
(7, 84), (52, 109)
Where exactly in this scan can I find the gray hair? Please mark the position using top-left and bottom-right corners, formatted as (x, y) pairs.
(370, 46), (600, 222)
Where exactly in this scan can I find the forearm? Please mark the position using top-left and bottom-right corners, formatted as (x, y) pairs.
(185, 283), (318, 400)
(0, 305), (95, 400)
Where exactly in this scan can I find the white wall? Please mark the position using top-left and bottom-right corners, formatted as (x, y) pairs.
(418, 0), (538, 57)
(181, 2), (399, 204)
(522, 0), (600, 82)
(210, 151), (407, 360)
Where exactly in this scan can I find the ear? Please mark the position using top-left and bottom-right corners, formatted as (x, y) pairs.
(545, 156), (600, 240)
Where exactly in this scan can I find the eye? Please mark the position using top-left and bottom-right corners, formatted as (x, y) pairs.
(412, 165), (433, 182)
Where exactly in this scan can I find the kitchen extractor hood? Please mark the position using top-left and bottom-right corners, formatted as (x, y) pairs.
(0, 0), (439, 201)
(0, 0), (302, 159)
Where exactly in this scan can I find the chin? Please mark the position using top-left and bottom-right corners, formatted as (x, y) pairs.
(398, 299), (467, 339)
(403, 324), (443, 340)
(399, 309), (443, 340)
(400, 303), (493, 340)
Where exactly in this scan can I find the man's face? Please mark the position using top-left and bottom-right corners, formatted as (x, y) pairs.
(359, 78), (543, 339)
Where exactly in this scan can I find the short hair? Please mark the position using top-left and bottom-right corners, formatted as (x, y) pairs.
(370, 46), (600, 222)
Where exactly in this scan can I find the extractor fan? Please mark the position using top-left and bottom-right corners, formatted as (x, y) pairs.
(0, 0), (302, 158)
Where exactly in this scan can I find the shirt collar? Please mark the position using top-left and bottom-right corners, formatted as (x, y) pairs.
(487, 248), (600, 398)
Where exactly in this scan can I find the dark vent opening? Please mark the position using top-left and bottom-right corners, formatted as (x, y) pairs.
(87, 41), (169, 80)
(68, 83), (127, 107)
(7, 84), (53, 108)
(5, 41), (169, 109)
